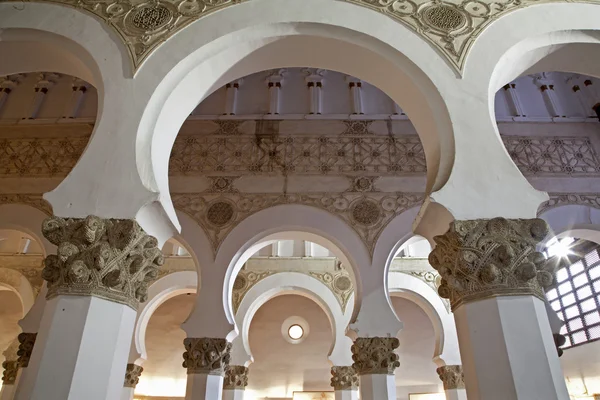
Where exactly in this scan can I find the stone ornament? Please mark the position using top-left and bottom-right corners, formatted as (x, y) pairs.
(428, 218), (555, 311)
(124, 363), (143, 388)
(17, 332), (37, 368)
(436, 365), (465, 390)
(223, 365), (249, 389)
(182, 338), (231, 375)
(330, 366), (359, 390)
(351, 337), (400, 375)
(1, 360), (18, 385)
(41, 216), (164, 309)
(538, 192), (600, 214)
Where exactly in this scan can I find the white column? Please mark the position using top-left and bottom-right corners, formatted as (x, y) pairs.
(533, 73), (564, 118)
(121, 363), (143, 400)
(26, 73), (59, 119)
(120, 387), (135, 400)
(335, 390), (359, 400)
(223, 79), (243, 115)
(304, 69), (325, 115)
(445, 388), (468, 400)
(266, 70), (285, 115)
(502, 83), (525, 117)
(359, 374), (396, 400)
(222, 389), (245, 400)
(292, 240), (305, 257)
(346, 77), (363, 115)
(63, 78), (89, 119)
(0, 383), (16, 400)
(15, 296), (136, 400)
(436, 366), (467, 400)
(331, 366), (359, 400)
(352, 338), (399, 400)
(0, 74), (24, 115)
(183, 338), (231, 400)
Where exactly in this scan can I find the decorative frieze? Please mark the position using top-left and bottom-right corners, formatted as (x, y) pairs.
(1, 360), (18, 385)
(436, 365), (465, 390)
(41, 216), (163, 309)
(330, 366), (359, 390)
(124, 364), (144, 388)
(351, 337), (400, 375)
(538, 192), (600, 214)
(223, 365), (249, 390)
(0, 193), (53, 215)
(428, 218), (555, 310)
(17, 332), (37, 368)
(182, 338), (231, 376)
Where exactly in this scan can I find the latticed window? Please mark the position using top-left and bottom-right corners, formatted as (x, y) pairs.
(546, 245), (600, 348)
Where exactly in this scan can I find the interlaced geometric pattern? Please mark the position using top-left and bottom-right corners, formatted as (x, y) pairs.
(547, 247), (600, 348)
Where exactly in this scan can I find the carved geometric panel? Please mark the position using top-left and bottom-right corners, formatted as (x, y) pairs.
(0, 193), (52, 215)
(538, 192), (600, 214)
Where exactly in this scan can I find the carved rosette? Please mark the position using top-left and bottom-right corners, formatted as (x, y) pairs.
(41, 216), (164, 309)
(429, 218), (554, 311)
(124, 364), (143, 388)
(182, 338), (231, 376)
(17, 332), (37, 368)
(223, 365), (249, 390)
(436, 365), (465, 390)
(351, 337), (400, 375)
(1, 360), (18, 385)
(330, 366), (359, 390)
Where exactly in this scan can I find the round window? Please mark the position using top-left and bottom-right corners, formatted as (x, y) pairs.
(288, 324), (304, 340)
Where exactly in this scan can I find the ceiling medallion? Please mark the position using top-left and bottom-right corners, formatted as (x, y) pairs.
(421, 3), (467, 32)
(128, 4), (173, 31)
(351, 199), (381, 226)
(206, 200), (235, 227)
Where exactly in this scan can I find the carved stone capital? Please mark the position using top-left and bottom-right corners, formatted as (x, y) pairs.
(17, 332), (37, 368)
(429, 218), (554, 310)
(351, 337), (400, 375)
(124, 364), (143, 388)
(1, 360), (18, 385)
(41, 216), (164, 309)
(224, 365), (249, 390)
(436, 365), (465, 390)
(330, 366), (359, 390)
(553, 333), (567, 357)
(182, 338), (231, 376)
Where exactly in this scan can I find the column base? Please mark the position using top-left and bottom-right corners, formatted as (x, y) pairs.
(186, 373), (224, 400)
(359, 374), (396, 400)
(334, 389), (359, 400)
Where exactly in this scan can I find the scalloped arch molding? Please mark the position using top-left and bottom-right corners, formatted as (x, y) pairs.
(3, 0), (597, 73)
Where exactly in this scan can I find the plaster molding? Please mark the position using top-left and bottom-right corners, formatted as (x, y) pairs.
(223, 365), (249, 390)
(182, 338), (231, 376)
(0, 0), (593, 73)
(330, 366), (359, 390)
(17, 332), (37, 368)
(41, 216), (164, 309)
(429, 218), (555, 310)
(1, 360), (18, 385)
(539, 192), (600, 214)
(436, 365), (465, 390)
(0, 194), (53, 215)
(123, 364), (143, 388)
(351, 337), (400, 375)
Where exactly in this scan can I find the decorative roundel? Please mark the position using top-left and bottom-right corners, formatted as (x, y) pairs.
(233, 275), (247, 291)
(422, 4), (467, 32)
(334, 275), (352, 292)
(351, 199), (381, 226)
(130, 5), (172, 31)
(206, 201), (235, 227)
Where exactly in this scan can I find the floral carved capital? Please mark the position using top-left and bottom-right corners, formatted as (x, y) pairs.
(182, 338), (231, 376)
(429, 218), (554, 311)
(436, 365), (465, 390)
(331, 366), (359, 390)
(41, 216), (164, 309)
(1, 361), (18, 385)
(124, 364), (143, 388)
(17, 332), (37, 368)
(224, 365), (249, 389)
(351, 337), (400, 375)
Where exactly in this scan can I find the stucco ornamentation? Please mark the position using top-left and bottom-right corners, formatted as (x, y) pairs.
(224, 365), (249, 389)
(330, 366), (359, 390)
(17, 332), (37, 368)
(436, 365), (465, 390)
(182, 338), (231, 375)
(0, 193), (53, 215)
(428, 218), (555, 310)
(1, 360), (18, 385)
(351, 337), (400, 375)
(41, 216), (163, 309)
(124, 364), (143, 388)
(538, 192), (600, 214)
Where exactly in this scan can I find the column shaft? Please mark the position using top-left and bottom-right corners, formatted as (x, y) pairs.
(0, 385), (16, 400)
(445, 388), (468, 400)
(222, 389), (245, 400)
(120, 387), (135, 400)
(335, 390), (359, 400)
(359, 374), (396, 400)
(186, 374), (224, 400)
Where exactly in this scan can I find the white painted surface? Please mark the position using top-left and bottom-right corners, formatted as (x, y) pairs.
(120, 387), (135, 400)
(334, 389), (358, 400)
(0, 384), (15, 400)
(359, 374), (396, 400)
(445, 388), (467, 400)
(222, 389), (245, 400)
(14, 296), (136, 400)
(185, 373), (224, 400)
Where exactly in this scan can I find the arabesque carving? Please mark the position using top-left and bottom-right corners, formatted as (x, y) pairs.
(1, 360), (18, 385)
(330, 366), (359, 390)
(0, 193), (52, 215)
(0, 0), (592, 73)
(224, 365), (249, 389)
(182, 338), (231, 375)
(436, 365), (465, 390)
(428, 218), (555, 310)
(539, 192), (600, 214)
(351, 337), (400, 375)
(17, 332), (37, 368)
(124, 364), (143, 387)
(41, 216), (164, 309)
